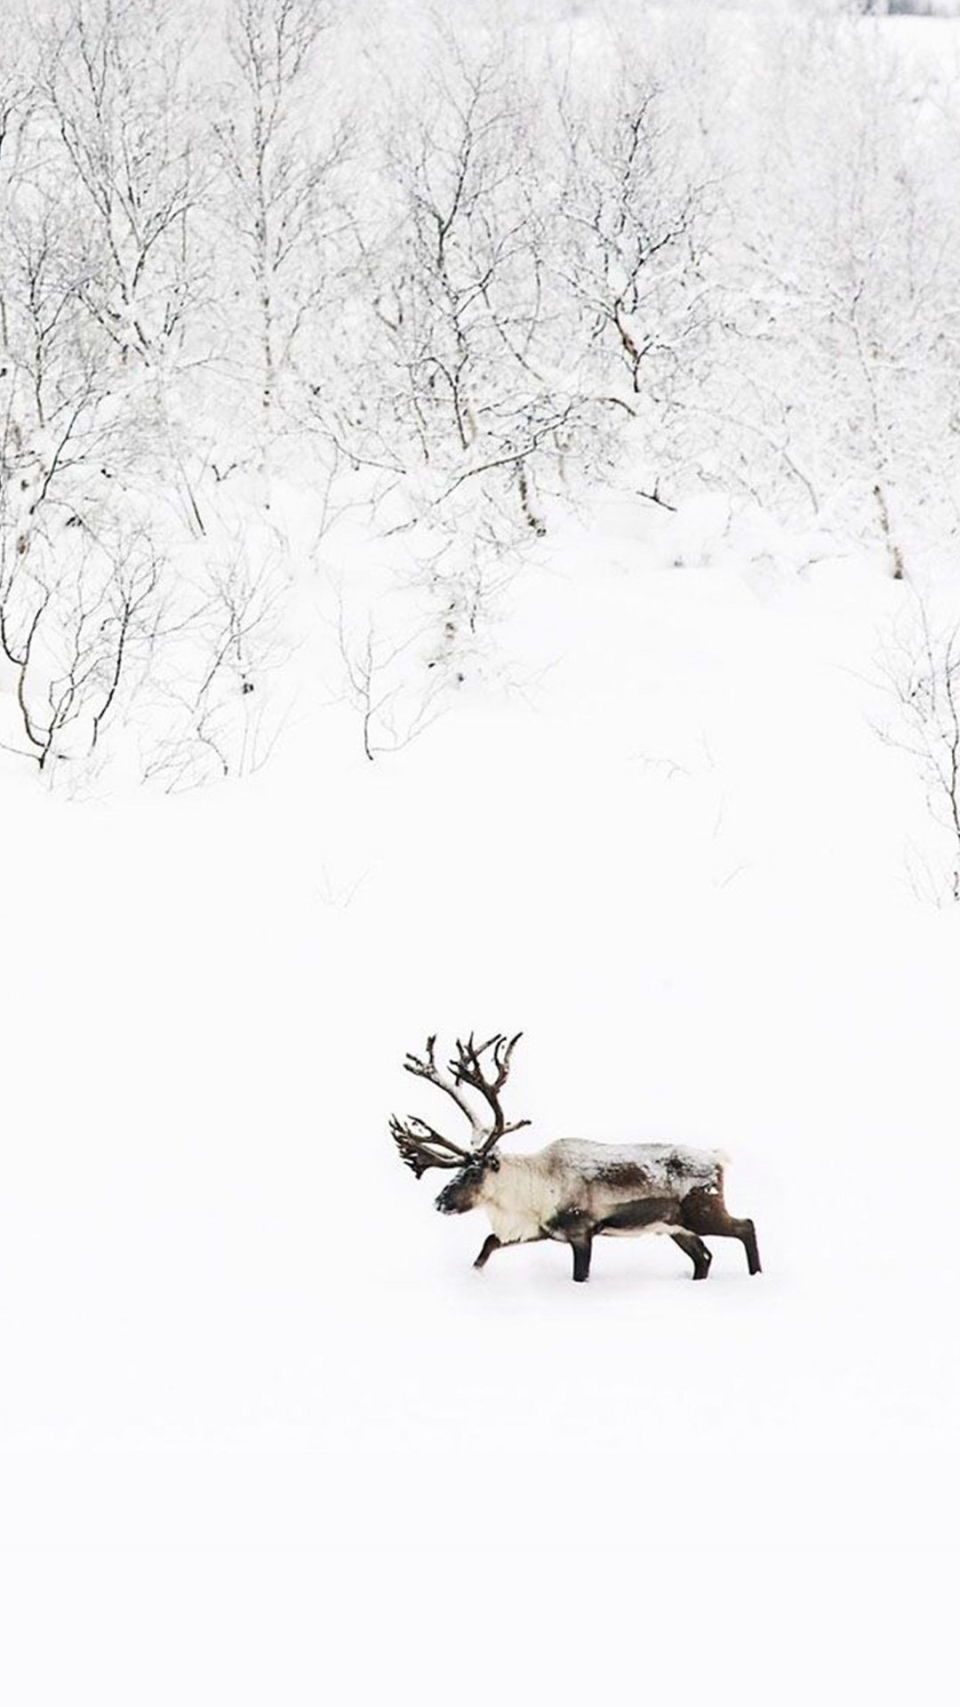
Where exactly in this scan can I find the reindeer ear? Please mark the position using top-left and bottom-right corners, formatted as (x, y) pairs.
(488, 1154), (501, 1173)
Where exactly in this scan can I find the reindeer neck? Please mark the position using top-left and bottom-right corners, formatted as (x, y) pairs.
(479, 1151), (553, 1244)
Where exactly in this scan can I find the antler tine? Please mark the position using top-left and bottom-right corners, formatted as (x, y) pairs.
(451, 1031), (522, 1091)
(402, 1033), (484, 1138)
(457, 1031), (523, 1081)
(389, 1112), (473, 1179)
(390, 1033), (529, 1179)
(401, 1113), (472, 1155)
(495, 1031), (523, 1080)
(450, 1030), (527, 1152)
(403, 1034), (438, 1077)
(390, 1031), (492, 1181)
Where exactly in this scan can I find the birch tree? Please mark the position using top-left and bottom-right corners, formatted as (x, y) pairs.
(214, 0), (351, 458)
(715, 18), (960, 565)
(341, 41), (571, 536)
(39, 0), (211, 372)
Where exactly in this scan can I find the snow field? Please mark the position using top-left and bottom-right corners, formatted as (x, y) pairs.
(2, 487), (958, 1703)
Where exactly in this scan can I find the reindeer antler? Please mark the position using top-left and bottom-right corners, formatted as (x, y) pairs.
(450, 1033), (531, 1155)
(389, 1032), (530, 1177)
(389, 1113), (473, 1178)
(402, 1035), (486, 1141)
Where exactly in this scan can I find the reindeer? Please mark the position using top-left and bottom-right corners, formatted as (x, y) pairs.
(390, 1033), (761, 1284)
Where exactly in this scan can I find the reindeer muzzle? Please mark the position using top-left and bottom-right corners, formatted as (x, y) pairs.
(435, 1182), (461, 1214)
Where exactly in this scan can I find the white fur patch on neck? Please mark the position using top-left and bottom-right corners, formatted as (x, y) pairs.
(481, 1155), (555, 1244)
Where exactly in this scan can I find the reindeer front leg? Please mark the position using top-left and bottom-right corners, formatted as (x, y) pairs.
(474, 1234), (502, 1269)
(570, 1234), (593, 1283)
(545, 1209), (595, 1282)
(474, 1233), (548, 1269)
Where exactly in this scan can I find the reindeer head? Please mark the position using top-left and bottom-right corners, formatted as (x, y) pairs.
(389, 1033), (529, 1214)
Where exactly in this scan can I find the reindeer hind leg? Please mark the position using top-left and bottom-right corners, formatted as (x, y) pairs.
(681, 1189), (762, 1276)
(736, 1217), (762, 1276)
(671, 1230), (712, 1280)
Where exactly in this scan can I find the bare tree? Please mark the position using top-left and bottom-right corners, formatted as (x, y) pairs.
(0, 196), (132, 556)
(878, 598), (960, 901)
(0, 522), (165, 772)
(0, 33), (118, 554)
(715, 16), (960, 561)
(334, 591), (445, 762)
(338, 39), (573, 535)
(39, 0), (212, 370)
(141, 546), (290, 789)
(556, 65), (713, 415)
(214, 0), (351, 459)
(0, 0), (223, 551)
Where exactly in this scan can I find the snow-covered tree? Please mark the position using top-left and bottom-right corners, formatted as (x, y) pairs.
(213, 0), (352, 461)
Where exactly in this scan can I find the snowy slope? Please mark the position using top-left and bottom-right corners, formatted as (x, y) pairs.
(3, 1), (960, 1699)
(2, 479), (958, 1704)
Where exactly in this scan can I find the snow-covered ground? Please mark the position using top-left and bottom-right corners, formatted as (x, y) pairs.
(3, 1), (960, 1700)
(2, 477), (958, 1703)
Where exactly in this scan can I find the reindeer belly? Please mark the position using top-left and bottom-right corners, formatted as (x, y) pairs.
(595, 1196), (683, 1238)
(601, 1222), (679, 1238)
